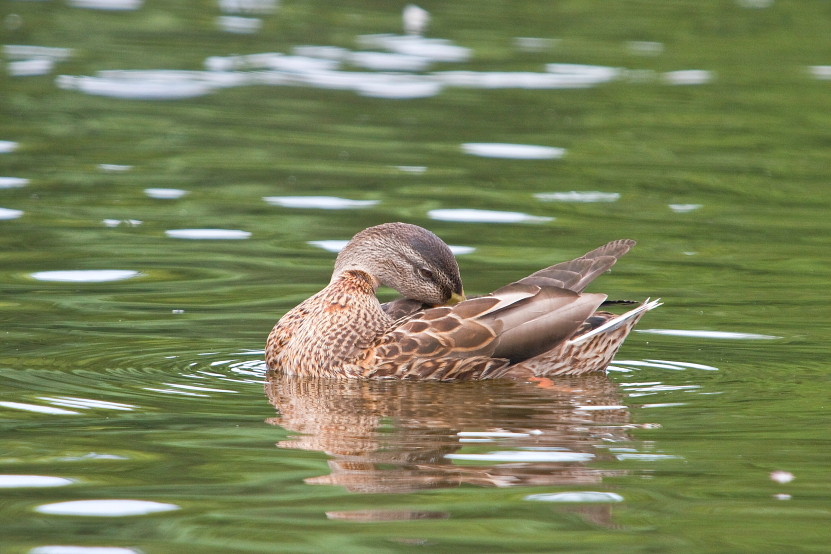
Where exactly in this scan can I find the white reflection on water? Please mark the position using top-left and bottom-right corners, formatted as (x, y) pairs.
(145, 187), (188, 199)
(31, 546), (142, 554)
(165, 229), (251, 239)
(57, 28), (713, 101)
(446, 450), (595, 463)
(97, 164), (132, 172)
(535, 191), (620, 202)
(216, 16), (262, 34)
(0, 475), (74, 488)
(663, 69), (714, 85)
(8, 59), (55, 77)
(0, 176), (29, 187)
(356, 34), (471, 62)
(0, 141), (19, 153)
(39, 397), (136, 411)
(627, 41), (665, 56)
(615, 359), (719, 371)
(435, 70), (610, 89)
(808, 65), (831, 80)
(308, 239), (475, 256)
(57, 71), (237, 100)
(163, 383), (238, 394)
(0, 207), (24, 219)
(219, 0), (278, 15)
(428, 208), (553, 223)
(348, 51), (432, 72)
(35, 499), (180, 517)
(636, 329), (781, 340)
(525, 491), (624, 503)
(615, 453), (683, 461)
(67, 0), (143, 10)
(403, 4), (430, 36)
(669, 203), (703, 213)
(103, 219), (142, 227)
(392, 165), (427, 173)
(462, 143), (566, 160)
(457, 431), (531, 438)
(264, 196), (379, 209)
(30, 270), (141, 283)
(514, 37), (560, 53)
(4, 45), (72, 77)
(4, 45), (73, 61)
(0, 401), (78, 415)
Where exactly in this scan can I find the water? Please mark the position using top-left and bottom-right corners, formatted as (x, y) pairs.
(2, 1), (831, 552)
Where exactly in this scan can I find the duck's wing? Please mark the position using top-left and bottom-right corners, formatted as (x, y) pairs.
(380, 298), (428, 320)
(499, 298), (662, 379)
(365, 284), (606, 379)
(515, 239), (636, 293)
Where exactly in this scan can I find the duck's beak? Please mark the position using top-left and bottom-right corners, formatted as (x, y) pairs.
(447, 291), (466, 305)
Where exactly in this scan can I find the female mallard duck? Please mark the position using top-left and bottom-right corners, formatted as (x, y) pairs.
(266, 222), (659, 381)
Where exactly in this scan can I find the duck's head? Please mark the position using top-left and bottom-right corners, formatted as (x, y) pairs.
(332, 222), (465, 307)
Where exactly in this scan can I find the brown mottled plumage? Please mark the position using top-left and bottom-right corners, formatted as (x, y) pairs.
(265, 222), (660, 380)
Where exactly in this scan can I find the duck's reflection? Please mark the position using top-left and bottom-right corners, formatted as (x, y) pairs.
(265, 374), (633, 502)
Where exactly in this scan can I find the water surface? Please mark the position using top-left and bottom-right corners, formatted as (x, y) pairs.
(2, 1), (830, 552)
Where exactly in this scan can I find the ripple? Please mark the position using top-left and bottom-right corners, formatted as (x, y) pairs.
(144, 188), (188, 199)
(264, 196), (379, 209)
(165, 229), (251, 240)
(30, 270), (141, 283)
(0, 475), (75, 488)
(525, 491), (624, 503)
(35, 499), (180, 517)
(0, 207), (23, 219)
(637, 329), (781, 340)
(428, 208), (553, 223)
(461, 143), (566, 160)
(535, 191), (620, 203)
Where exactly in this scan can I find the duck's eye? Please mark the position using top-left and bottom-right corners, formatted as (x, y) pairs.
(416, 266), (434, 281)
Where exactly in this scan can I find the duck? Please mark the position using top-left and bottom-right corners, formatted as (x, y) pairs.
(265, 222), (659, 381)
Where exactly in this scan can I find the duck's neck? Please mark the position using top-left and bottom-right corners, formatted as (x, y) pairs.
(327, 269), (380, 301)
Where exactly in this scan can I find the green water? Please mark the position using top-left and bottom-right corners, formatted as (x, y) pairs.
(2, 1), (830, 552)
